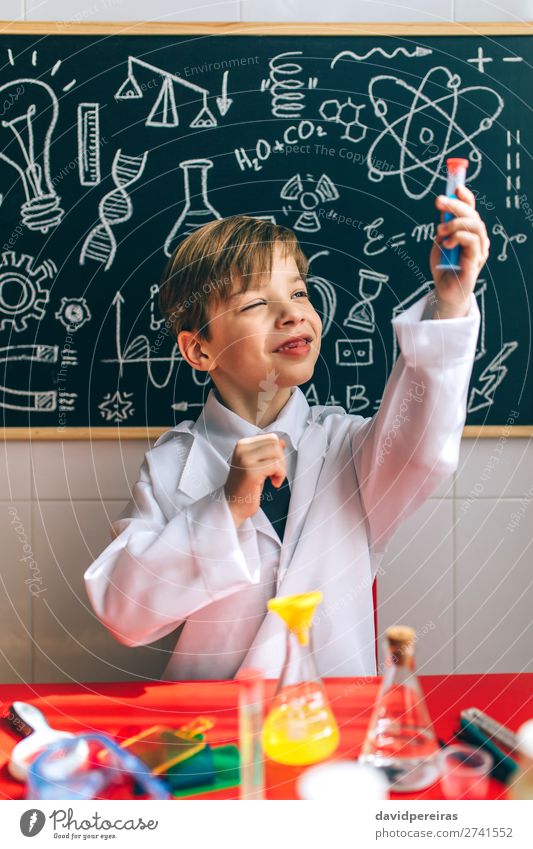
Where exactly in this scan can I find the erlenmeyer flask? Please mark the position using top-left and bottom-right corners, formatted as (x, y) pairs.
(164, 158), (222, 256)
(359, 625), (440, 791)
(261, 591), (340, 766)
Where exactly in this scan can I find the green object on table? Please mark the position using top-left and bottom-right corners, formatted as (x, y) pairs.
(458, 719), (519, 783)
(170, 744), (240, 798)
(165, 743), (215, 791)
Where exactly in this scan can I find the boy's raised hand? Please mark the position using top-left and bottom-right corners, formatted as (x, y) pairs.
(429, 183), (490, 319)
(224, 434), (287, 529)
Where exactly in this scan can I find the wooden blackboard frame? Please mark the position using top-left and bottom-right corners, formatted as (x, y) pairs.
(0, 20), (531, 439)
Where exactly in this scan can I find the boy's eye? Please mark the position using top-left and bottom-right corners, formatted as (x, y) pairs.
(241, 301), (265, 311)
(240, 291), (308, 311)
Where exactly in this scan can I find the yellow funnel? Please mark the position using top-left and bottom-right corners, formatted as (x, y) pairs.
(268, 591), (323, 646)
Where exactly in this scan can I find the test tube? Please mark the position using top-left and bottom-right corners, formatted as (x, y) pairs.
(436, 157), (469, 271)
(236, 667), (265, 800)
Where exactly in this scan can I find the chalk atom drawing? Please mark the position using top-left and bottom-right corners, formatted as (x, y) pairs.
(367, 67), (504, 200)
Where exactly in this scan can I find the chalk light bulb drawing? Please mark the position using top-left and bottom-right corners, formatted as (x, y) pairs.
(0, 79), (64, 233)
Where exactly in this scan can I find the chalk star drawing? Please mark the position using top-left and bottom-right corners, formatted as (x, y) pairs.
(0, 251), (56, 332)
(367, 66), (504, 199)
(98, 390), (135, 423)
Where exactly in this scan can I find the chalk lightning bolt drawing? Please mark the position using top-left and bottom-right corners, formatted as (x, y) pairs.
(468, 342), (519, 413)
(80, 149), (148, 271)
(366, 66), (504, 199)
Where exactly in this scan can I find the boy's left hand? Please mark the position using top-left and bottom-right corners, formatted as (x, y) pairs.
(429, 183), (490, 319)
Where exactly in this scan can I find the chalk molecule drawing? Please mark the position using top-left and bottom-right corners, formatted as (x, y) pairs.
(366, 66), (504, 199)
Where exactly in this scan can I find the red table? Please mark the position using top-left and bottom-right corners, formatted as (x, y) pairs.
(1, 674), (531, 800)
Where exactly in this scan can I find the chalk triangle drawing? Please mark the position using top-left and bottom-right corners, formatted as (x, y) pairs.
(115, 74), (142, 100)
(147, 77), (179, 127)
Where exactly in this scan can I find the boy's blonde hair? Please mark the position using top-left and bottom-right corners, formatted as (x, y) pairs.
(158, 215), (309, 342)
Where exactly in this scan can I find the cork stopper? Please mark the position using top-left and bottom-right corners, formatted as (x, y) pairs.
(385, 625), (416, 666)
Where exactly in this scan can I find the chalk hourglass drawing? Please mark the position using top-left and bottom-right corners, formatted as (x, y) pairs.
(344, 270), (388, 334)
(164, 159), (222, 257)
(0, 79), (64, 232)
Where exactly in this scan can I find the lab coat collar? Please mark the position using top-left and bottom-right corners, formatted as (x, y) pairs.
(193, 384), (310, 461)
(156, 385), (329, 549)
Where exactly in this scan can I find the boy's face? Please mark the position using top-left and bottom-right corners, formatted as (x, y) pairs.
(180, 243), (322, 409)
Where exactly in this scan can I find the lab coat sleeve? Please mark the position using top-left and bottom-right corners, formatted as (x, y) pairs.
(351, 291), (480, 557)
(83, 458), (262, 648)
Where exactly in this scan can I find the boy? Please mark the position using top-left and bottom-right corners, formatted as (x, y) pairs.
(85, 189), (487, 679)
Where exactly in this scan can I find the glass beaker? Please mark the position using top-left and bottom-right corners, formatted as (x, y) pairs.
(359, 625), (440, 792)
(261, 591), (340, 766)
(164, 158), (222, 256)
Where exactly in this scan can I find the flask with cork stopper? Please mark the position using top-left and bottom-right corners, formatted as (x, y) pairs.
(359, 625), (440, 791)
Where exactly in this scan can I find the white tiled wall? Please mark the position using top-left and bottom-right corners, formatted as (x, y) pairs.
(1, 2), (532, 682)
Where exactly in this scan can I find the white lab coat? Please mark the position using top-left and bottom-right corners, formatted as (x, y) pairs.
(84, 293), (480, 680)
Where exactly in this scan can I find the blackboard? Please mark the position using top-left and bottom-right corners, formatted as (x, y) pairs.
(1, 23), (531, 436)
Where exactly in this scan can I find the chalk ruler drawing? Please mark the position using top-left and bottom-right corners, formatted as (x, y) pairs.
(80, 149), (148, 270)
(77, 103), (101, 186)
(367, 66), (504, 200)
(115, 56), (218, 128)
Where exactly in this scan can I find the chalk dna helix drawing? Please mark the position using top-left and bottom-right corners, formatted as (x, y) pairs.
(80, 149), (148, 271)
(366, 66), (504, 200)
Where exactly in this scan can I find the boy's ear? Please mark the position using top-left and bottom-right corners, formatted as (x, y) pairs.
(177, 330), (211, 371)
